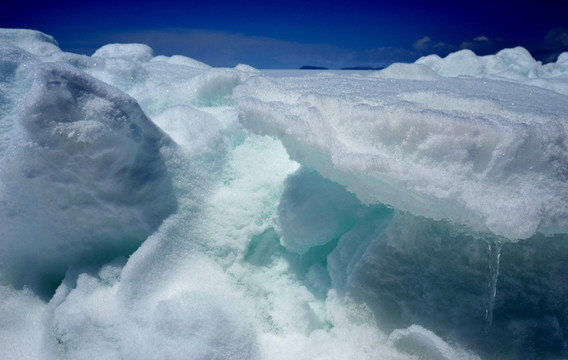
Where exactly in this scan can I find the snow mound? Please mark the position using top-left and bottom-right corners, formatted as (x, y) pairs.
(93, 43), (154, 62)
(151, 54), (212, 70)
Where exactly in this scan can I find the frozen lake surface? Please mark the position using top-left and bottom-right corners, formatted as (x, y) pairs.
(1, 28), (568, 360)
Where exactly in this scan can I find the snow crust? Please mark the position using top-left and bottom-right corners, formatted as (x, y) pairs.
(1, 28), (567, 360)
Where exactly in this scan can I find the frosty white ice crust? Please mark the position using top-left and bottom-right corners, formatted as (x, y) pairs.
(1, 28), (568, 360)
(235, 62), (568, 240)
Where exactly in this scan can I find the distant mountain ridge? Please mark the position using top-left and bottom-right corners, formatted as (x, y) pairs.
(299, 65), (386, 70)
(299, 65), (328, 70)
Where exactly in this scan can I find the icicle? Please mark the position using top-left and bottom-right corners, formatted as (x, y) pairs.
(485, 238), (503, 331)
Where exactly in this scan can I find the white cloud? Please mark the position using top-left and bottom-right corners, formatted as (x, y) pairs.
(412, 36), (432, 51)
(412, 36), (454, 55)
(473, 35), (491, 42)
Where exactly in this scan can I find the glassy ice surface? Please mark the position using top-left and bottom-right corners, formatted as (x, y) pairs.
(1, 29), (568, 359)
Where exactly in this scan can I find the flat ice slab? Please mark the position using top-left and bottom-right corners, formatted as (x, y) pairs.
(236, 72), (568, 240)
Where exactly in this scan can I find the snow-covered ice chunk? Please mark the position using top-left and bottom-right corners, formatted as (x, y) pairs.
(412, 47), (568, 95)
(235, 73), (568, 240)
(0, 60), (176, 296)
(0, 28), (61, 56)
(92, 43), (154, 63)
(151, 54), (212, 70)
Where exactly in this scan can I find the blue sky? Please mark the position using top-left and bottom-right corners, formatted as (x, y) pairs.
(2, 0), (568, 68)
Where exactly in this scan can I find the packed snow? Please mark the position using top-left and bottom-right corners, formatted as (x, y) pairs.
(1, 28), (567, 359)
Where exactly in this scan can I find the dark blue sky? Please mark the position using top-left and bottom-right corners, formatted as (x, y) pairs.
(2, 0), (568, 68)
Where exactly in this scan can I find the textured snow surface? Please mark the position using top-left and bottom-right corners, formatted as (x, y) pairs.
(1, 29), (568, 360)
